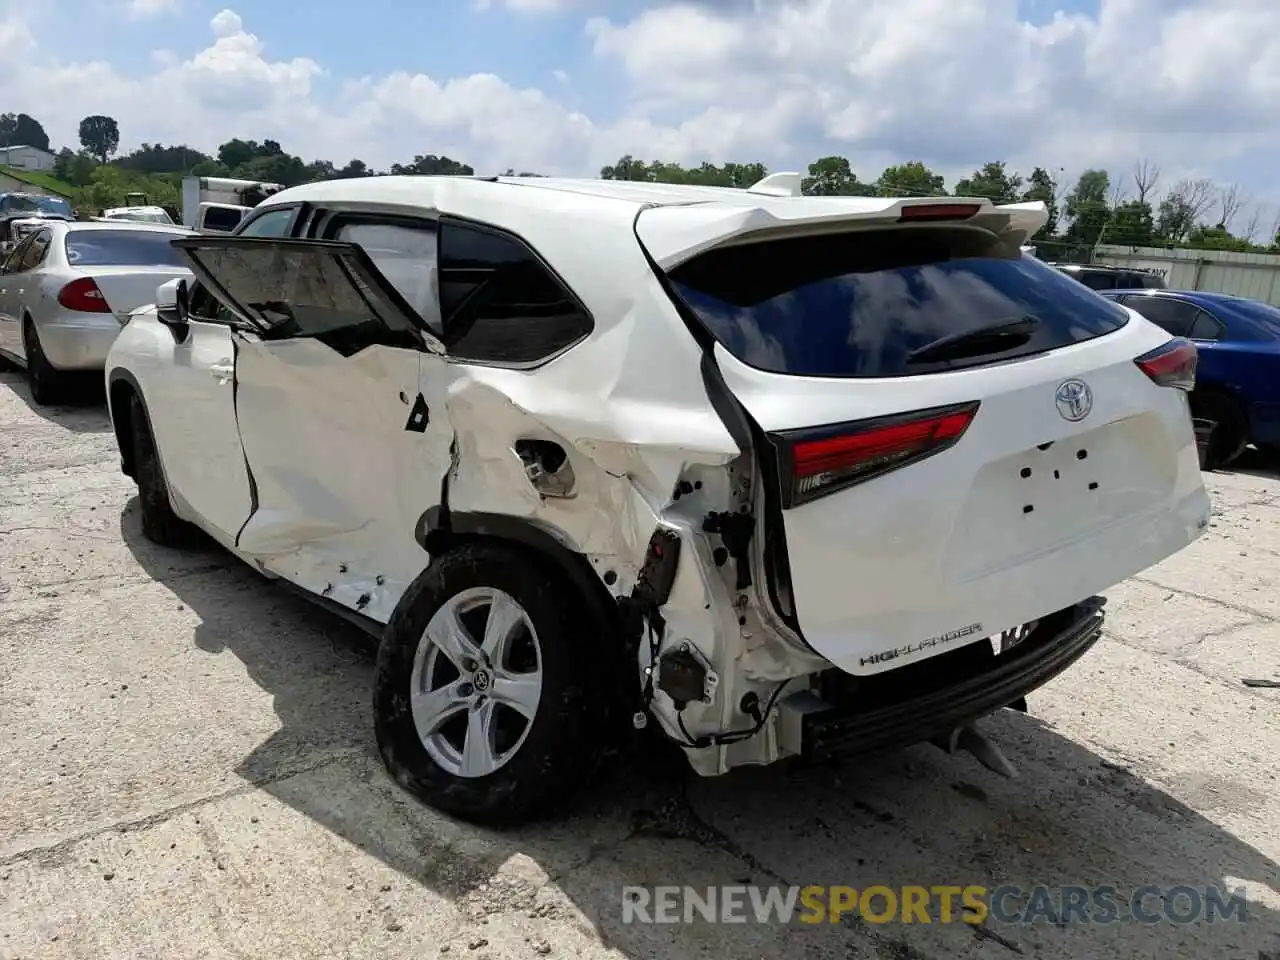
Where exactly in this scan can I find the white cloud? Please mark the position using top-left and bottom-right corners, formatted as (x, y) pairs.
(0, 1), (1275, 216)
(209, 8), (243, 38)
(586, 0), (1280, 199)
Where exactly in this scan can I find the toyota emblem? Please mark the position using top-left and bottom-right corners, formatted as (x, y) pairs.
(1055, 379), (1093, 422)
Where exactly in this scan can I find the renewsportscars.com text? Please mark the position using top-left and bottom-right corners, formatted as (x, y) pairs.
(621, 884), (1249, 926)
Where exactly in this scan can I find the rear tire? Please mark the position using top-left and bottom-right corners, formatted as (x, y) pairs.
(373, 541), (595, 826)
(22, 319), (68, 406)
(1190, 390), (1247, 471)
(129, 394), (195, 547)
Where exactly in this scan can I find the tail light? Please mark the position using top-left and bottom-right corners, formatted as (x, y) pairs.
(1135, 338), (1196, 391)
(898, 203), (981, 222)
(772, 402), (980, 508)
(57, 277), (110, 313)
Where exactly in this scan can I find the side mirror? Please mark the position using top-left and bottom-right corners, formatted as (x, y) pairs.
(156, 277), (188, 327)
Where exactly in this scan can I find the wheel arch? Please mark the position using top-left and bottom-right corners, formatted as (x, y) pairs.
(106, 368), (157, 481)
(1189, 379), (1250, 468)
(414, 507), (634, 719)
(415, 506), (620, 631)
(1190, 379), (1249, 426)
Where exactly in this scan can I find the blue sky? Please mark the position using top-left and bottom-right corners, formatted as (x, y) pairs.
(8, 0), (1280, 225)
(86, 0), (1099, 97)
(68, 0), (620, 116)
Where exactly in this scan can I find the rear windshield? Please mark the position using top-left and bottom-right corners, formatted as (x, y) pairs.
(3, 195), (72, 217)
(107, 211), (173, 225)
(66, 230), (188, 267)
(667, 227), (1131, 378)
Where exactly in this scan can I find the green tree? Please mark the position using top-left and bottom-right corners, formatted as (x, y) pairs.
(78, 115), (120, 164)
(1156, 178), (1214, 244)
(115, 143), (211, 174)
(1064, 169), (1111, 246)
(875, 161), (945, 197)
(954, 161), (1022, 203)
(53, 148), (98, 187)
(600, 155), (652, 181)
(337, 159), (373, 178)
(237, 151), (309, 185)
(74, 164), (181, 213)
(217, 138), (261, 169)
(717, 162), (768, 187)
(1108, 200), (1155, 246)
(0, 112), (50, 151)
(803, 156), (877, 196)
(1020, 167), (1060, 238)
(597, 157), (767, 187)
(1185, 224), (1255, 253)
(389, 154), (473, 176)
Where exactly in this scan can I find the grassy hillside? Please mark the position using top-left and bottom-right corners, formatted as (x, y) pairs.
(0, 167), (75, 197)
(2, 164), (184, 213)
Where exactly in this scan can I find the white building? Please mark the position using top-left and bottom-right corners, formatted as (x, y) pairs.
(0, 145), (57, 172)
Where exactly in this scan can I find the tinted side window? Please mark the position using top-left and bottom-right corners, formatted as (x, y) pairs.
(1125, 297), (1199, 337)
(438, 220), (593, 364)
(1140, 273), (1167, 289)
(184, 242), (419, 356)
(1188, 311), (1224, 341)
(1077, 271), (1116, 291)
(202, 206), (246, 233)
(2, 235), (32, 272)
(237, 208), (294, 238)
(190, 208), (295, 322)
(331, 219), (439, 330)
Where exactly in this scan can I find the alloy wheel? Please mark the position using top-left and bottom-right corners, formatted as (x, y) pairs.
(410, 586), (543, 779)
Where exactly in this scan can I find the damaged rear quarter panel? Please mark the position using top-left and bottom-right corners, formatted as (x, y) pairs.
(440, 213), (742, 589)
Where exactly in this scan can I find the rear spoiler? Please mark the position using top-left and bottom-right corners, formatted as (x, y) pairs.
(636, 191), (1050, 270)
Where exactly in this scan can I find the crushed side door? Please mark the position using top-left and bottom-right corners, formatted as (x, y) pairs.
(172, 236), (454, 622)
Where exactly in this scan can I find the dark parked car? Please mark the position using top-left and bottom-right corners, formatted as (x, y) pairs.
(1100, 288), (1280, 468)
(1053, 263), (1167, 291)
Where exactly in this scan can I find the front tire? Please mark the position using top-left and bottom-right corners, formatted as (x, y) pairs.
(373, 541), (595, 826)
(129, 394), (195, 546)
(23, 319), (68, 406)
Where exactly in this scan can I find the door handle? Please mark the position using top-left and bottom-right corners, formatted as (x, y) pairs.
(209, 363), (234, 381)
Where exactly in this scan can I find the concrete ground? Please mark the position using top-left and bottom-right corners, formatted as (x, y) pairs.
(0, 367), (1277, 960)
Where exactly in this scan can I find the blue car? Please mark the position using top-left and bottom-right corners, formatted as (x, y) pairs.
(1100, 288), (1280, 468)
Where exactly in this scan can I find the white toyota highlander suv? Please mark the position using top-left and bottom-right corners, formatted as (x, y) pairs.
(104, 173), (1210, 825)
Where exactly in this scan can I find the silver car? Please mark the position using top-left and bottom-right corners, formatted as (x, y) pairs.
(0, 220), (194, 405)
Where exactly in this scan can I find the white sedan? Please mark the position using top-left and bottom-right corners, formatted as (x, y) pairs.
(0, 220), (194, 404)
(104, 174), (1209, 825)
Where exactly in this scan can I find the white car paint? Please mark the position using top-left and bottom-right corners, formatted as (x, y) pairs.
(101, 206), (175, 225)
(104, 174), (1210, 796)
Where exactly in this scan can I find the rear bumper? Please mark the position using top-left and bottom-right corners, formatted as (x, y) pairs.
(788, 597), (1105, 761)
(35, 315), (123, 370)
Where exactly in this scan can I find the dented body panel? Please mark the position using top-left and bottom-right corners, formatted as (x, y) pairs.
(105, 174), (1210, 782)
(231, 339), (453, 622)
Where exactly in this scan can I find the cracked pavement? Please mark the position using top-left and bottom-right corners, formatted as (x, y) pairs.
(1, 368), (1278, 960)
